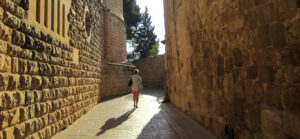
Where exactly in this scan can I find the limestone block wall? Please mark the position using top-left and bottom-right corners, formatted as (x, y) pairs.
(0, 0), (104, 138)
(104, 0), (124, 21)
(100, 63), (135, 99)
(164, 0), (300, 138)
(103, 0), (126, 63)
(133, 55), (165, 88)
(104, 14), (127, 62)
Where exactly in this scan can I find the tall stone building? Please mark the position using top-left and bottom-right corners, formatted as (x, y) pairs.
(164, 0), (300, 138)
(0, 0), (133, 138)
(100, 0), (135, 99)
(103, 0), (127, 62)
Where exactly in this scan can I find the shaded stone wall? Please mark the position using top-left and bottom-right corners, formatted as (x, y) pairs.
(133, 55), (165, 88)
(164, 0), (300, 138)
(100, 63), (135, 99)
(0, 0), (104, 138)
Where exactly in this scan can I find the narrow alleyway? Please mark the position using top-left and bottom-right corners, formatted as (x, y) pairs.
(52, 89), (216, 139)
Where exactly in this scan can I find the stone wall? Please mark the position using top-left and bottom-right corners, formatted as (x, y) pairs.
(100, 0), (131, 99)
(100, 62), (135, 99)
(104, 14), (127, 62)
(0, 0), (104, 138)
(104, 0), (124, 20)
(133, 55), (165, 88)
(104, 0), (127, 62)
(164, 0), (300, 138)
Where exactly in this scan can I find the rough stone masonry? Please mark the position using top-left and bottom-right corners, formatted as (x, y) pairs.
(0, 0), (132, 138)
(133, 55), (165, 88)
(164, 0), (300, 138)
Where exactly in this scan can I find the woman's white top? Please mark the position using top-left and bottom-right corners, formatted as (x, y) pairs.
(131, 74), (143, 91)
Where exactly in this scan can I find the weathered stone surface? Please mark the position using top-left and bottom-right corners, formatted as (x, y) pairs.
(3, 11), (21, 29)
(256, 2), (276, 25)
(264, 85), (283, 109)
(287, 19), (300, 45)
(271, 23), (286, 48)
(276, 0), (298, 21)
(225, 58), (233, 73)
(12, 111), (20, 127)
(133, 55), (165, 88)
(0, 40), (7, 53)
(15, 91), (25, 106)
(31, 76), (42, 90)
(283, 111), (300, 137)
(258, 24), (271, 48)
(17, 58), (27, 73)
(255, 0), (269, 5)
(11, 29), (25, 46)
(0, 54), (11, 72)
(0, 23), (10, 41)
(261, 109), (284, 138)
(258, 65), (274, 82)
(27, 61), (39, 75)
(217, 55), (224, 76)
(164, 0), (300, 138)
(14, 123), (26, 139)
(0, 110), (9, 129)
(7, 43), (22, 57)
(0, 93), (7, 110)
(11, 57), (18, 73)
(247, 66), (257, 79)
(0, 7), (3, 21)
(0, 74), (8, 91)
(2, 126), (14, 139)
(245, 104), (260, 131)
(0, 0), (127, 138)
(232, 48), (243, 67)
(8, 74), (19, 90)
(283, 87), (300, 112)
(290, 44), (300, 66)
(19, 75), (31, 90)
(100, 62), (135, 99)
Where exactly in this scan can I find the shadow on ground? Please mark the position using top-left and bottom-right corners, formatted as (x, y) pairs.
(96, 108), (136, 136)
(135, 89), (217, 139)
(136, 108), (180, 139)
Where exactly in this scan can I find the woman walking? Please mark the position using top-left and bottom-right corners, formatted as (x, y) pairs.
(130, 69), (143, 108)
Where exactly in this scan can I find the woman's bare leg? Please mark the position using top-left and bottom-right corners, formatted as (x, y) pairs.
(132, 90), (136, 107)
(133, 94), (135, 106)
(135, 91), (139, 107)
(136, 94), (139, 107)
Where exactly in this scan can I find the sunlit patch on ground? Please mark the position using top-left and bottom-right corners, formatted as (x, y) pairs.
(52, 89), (216, 139)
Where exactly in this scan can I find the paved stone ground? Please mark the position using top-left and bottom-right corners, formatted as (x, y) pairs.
(52, 89), (217, 139)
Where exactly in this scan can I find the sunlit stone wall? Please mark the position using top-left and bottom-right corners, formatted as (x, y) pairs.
(0, 0), (104, 138)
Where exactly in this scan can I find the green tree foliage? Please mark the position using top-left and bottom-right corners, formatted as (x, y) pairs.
(129, 8), (159, 60)
(123, 0), (159, 61)
(123, 0), (141, 39)
(149, 41), (159, 58)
